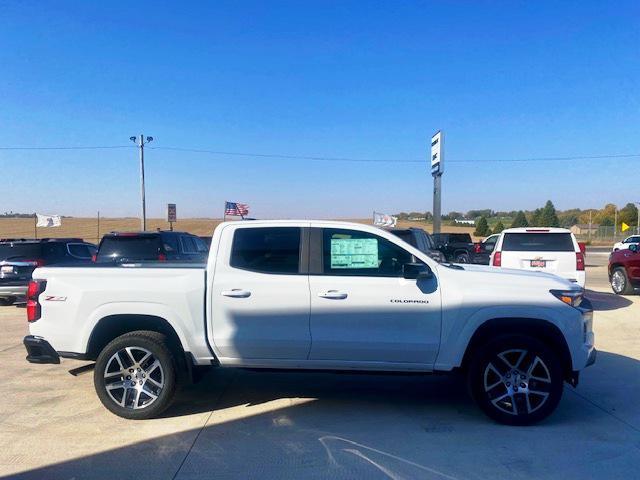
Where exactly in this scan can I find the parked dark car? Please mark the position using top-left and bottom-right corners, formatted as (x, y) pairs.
(431, 233), (475, 263)
(389, 228), (445, 262)
(95, 231), (209, 264)
(0, 238), (96, 305)
(470, 233), (500, 265)
(609, 244), (640, 295)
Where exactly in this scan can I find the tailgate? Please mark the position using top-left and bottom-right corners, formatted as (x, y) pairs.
(501, 251), (576, 275)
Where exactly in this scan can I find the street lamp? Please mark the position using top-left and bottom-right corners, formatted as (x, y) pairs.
(130, 135), (153, 231)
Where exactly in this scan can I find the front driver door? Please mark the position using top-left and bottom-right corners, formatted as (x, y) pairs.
(308, 227), (441, 366)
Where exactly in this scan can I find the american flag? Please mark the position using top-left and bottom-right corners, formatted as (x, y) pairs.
(225, 201), (249, 217)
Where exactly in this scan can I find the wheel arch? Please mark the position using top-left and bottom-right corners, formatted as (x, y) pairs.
(460, 317), (573, 381)
(87, 314), (186, 361)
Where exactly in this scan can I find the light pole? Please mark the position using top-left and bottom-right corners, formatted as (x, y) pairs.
(130, 135), (153, 231)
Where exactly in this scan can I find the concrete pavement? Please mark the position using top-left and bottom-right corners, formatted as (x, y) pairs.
(1, 255), (639, 479)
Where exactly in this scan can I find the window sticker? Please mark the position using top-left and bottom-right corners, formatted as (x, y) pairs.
(330, 238), (379, 269)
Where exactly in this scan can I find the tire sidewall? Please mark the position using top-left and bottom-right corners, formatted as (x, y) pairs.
(611, 267), (629, 295)
(468, 335), (563, 426)
(94, 332), (177, 420)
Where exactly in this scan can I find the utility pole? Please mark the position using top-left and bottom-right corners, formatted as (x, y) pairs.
(614, 208), (617, 241)
(588, 210), (592, 242)
(130, 135), (153, 231)
(431, 131), (444, 234)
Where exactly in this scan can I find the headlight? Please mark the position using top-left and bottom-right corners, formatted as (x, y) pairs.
(550, 289), (584, 308)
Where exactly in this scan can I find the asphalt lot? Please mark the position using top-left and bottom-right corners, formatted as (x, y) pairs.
(2, 249), (639, 479)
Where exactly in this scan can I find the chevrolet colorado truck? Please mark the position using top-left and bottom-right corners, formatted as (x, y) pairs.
(23, 221), (596, 425)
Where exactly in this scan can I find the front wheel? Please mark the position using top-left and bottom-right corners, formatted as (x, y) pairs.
(468, 335), (563, 425)
(94, 331), (178, 419)
(454, 252), (470, 263)
(611, 267), (634, 295)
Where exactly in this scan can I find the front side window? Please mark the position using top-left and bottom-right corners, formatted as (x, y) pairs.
(322, 228), (414, 277)
(231, 227), (301, 274)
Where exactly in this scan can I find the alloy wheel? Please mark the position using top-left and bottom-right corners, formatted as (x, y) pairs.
(483, 349), (552, 416)
(103, 346), (164, 410)
(611, 270), (625, 293)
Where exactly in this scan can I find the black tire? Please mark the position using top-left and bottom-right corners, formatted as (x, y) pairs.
(94, 330), (178, 419)
(0, 297), (15, 306)
(468, 335), (563, 426)
(611, 267), (634, 295)
(454, 252), (470, 263)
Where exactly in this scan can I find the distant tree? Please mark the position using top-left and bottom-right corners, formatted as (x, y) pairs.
(474, 216), (490, 236)
(540, 201), (560, 227)
(619, 203), (638, 229)
(559, 212), (580, 228)
(511, 211), (529, 228)
(600, 217), (614, 227)
(467, 209), (494, 219)
(493, 221), (505, 234)
(529, 208), (542, 226)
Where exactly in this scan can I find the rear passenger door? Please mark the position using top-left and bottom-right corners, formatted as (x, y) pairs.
(209, 225), (311, 360)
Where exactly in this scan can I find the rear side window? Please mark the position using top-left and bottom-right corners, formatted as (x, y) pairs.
(448, 234), (472, 243)
(390, 230), (417, 248)
(97, 236), (163, 261)
(502, 233), (575, 252)
(0, 243), (43, 261)
(67, 243), (96, 259)
(231, 227), (301, 274)
(180, 236), (198, 254)
(322, 228), (414, 277)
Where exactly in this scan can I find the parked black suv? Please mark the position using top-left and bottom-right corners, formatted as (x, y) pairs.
(431, 233), (475, 263)
(0, 238), (96, 305)
(95, 231), (209, 264)
(389, 228), (445, 262)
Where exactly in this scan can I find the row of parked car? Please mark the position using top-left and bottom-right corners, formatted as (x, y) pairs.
(0, 231), (210, 305)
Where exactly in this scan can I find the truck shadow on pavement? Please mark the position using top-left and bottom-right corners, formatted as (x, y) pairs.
(5, 350), (640, 480)
(585, 289), (633, 311)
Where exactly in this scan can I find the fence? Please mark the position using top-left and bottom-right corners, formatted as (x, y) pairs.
(574, 225), (639, 244)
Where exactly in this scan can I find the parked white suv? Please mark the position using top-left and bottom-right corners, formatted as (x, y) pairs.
(490, 228), (585, 287)
(613, 235), (640, 252)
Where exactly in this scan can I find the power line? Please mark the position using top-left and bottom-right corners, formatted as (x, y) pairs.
(0, 145), (134, 151)
(0, 143), (639, 164)
(150, 146), (640, 164)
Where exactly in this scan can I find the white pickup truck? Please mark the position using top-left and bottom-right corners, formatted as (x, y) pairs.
(23, 221), (596, 425)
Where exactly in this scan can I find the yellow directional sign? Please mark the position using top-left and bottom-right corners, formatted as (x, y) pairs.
(621, 222), (630, 232)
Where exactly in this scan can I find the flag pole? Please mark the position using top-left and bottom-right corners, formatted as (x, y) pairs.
(33, 213), (37, 239)
(223, 202), (226, 222)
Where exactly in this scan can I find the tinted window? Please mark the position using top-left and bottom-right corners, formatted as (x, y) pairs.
(161, 234), (179, 253)
(448, 234), (472, 243)
(231, 227), (300, 274)
(625, 236), (640, 243)
(67, 243), (96, 259)
(323, 228), (414, 277)
(180, 236), (198, 254)
(97, 236), (163, 262)
(390, 230), (417, 248)
(502, 233), (575, 252)
(0, 243), (43, 261)
(194, 237), (209, 252)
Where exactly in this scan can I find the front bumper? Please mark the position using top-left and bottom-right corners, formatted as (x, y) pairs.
(0, 284), (27, 298)
(24, 335), (60, 364)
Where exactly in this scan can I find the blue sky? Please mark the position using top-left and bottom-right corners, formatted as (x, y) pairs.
(1, 1), (638, 219)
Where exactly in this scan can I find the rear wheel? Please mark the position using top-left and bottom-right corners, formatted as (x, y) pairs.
(468, 335), (563, 425)
(611, 267), (634, 295)
(454, 252), (470, 263)
(94, 331), (178, 419)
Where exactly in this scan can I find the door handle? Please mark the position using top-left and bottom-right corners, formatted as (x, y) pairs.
(318, 290), (348, 299)
(221, 289), (251, 298)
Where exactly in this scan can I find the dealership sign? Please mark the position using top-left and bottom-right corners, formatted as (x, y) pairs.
(431, 131), (443, 175)
(167, 203), (177, 223)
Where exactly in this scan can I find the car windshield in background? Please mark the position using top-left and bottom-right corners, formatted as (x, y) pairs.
(502, 233), (574, 252)
(0, 243), (42, 261)
(97, 236), (162, 261)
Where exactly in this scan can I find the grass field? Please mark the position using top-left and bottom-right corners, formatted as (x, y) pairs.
(0, 217), (477, 244)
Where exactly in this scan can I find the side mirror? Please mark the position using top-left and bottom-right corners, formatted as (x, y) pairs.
(629, 244), (638, 253)
(403, 262), (433, 280)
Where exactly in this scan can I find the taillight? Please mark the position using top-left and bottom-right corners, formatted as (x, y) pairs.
(474, 243), (482, 253)
(576, 252), (585, 271)
(27, 279), (47, 322)
(158, 253), (167, 262)
(25, 259), (46, 267)
(91, 254), (97, 262)
(493, 251), (502, 267)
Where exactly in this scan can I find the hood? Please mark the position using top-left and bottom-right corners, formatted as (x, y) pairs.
(443, 263), (580, 290)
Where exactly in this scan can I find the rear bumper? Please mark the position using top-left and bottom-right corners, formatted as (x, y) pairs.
(0, 284), (27, 298)
(23, 335), (60, 364)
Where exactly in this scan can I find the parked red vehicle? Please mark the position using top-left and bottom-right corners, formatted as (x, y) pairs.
(609, 244), (640, 295)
